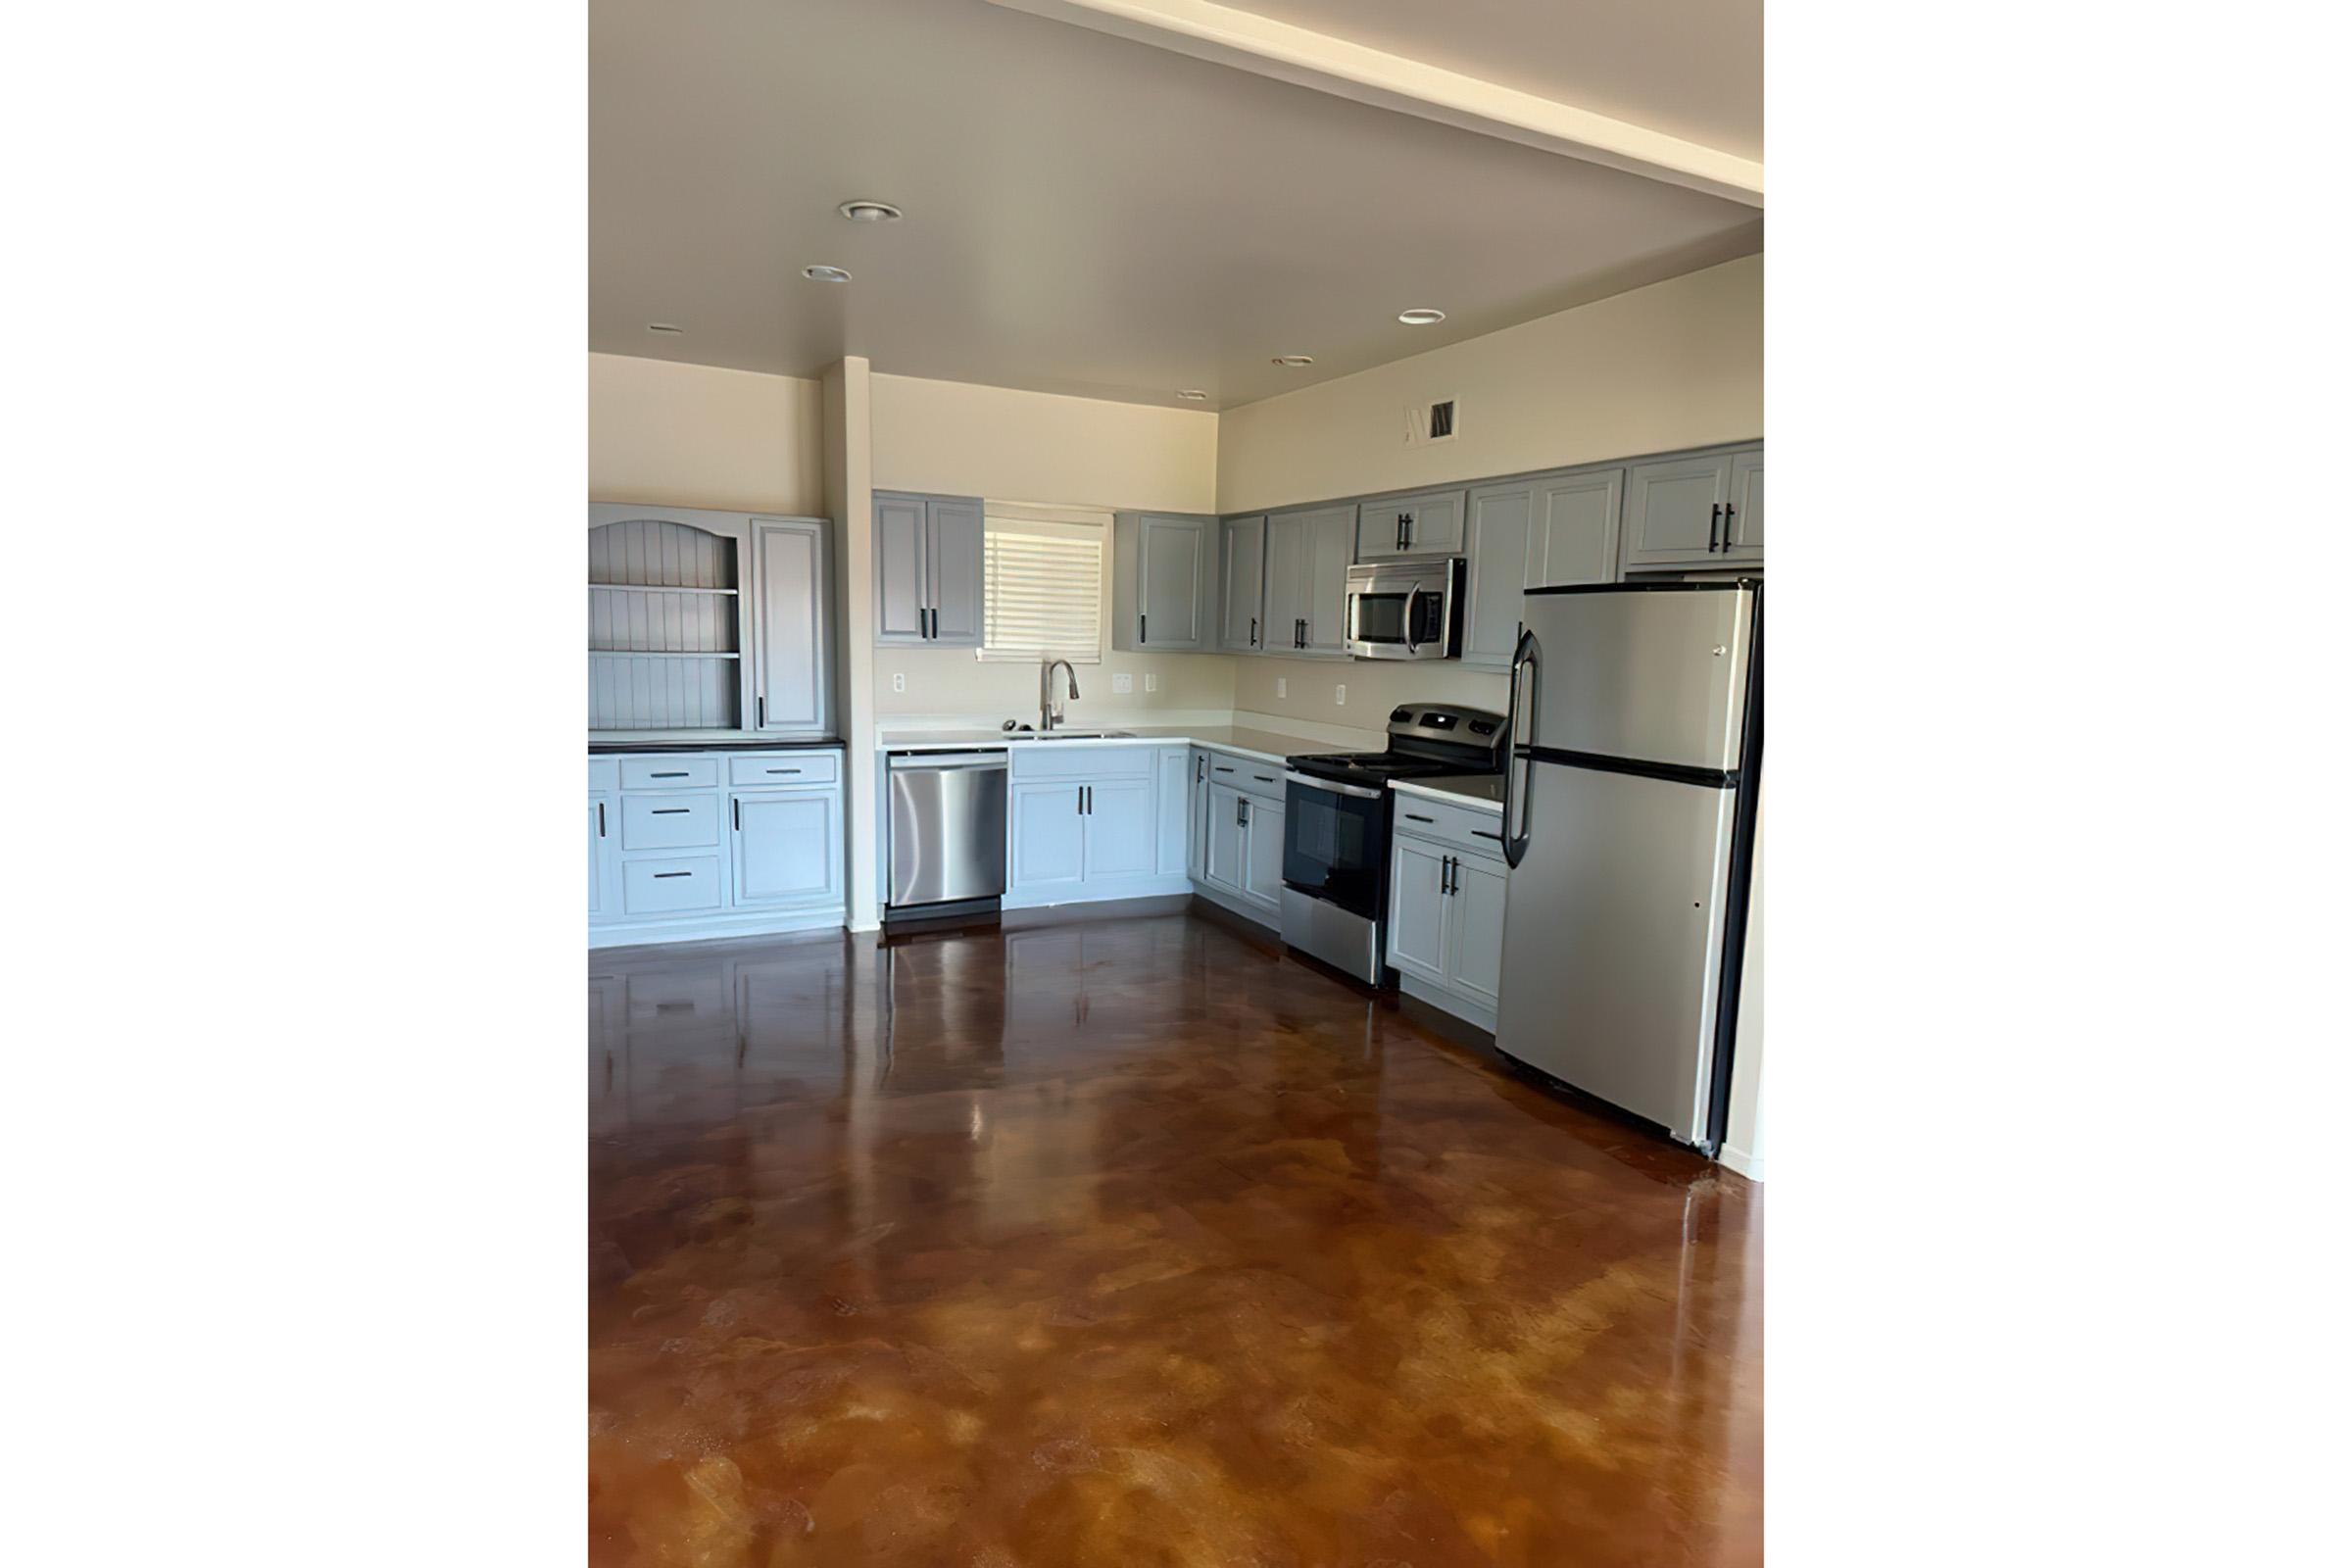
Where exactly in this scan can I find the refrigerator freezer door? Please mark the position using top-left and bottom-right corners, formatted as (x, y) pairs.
(1520, 586), (1753, 773)
(1494, 760), (1738, 1144)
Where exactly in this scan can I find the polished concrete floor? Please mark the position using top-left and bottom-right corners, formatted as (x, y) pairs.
(589, 910), (1760, 1566)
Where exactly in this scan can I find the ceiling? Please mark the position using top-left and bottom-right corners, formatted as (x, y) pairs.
(589, 0), (1763, 410)
(1199, 0), (1762, 162)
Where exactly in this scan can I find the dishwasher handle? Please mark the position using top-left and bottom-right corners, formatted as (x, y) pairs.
(889, 752), (1008, 770)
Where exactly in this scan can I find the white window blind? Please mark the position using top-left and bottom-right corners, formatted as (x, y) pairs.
(980, 505), (1107, 662)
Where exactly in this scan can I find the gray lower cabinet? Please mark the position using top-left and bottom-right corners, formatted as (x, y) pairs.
(1200, 780), (1284, 914)
(1112, 512), (1218, 652)
(1005, 744), (1178, 901)
(1386, 821), (1509, 1026)
(590, 750), (847, 946)
(1220, 514), (1267, 652)
(589, 793), (615, 918)
(1622, 446), (1762, 570)
(1184, 748), (1210, 881)
(1158, 747), (1192, 875)
(752, 518), (832, 733)
(873, 492), (984, 647)
(1355, 489), (1466, 560)
(731, 788), (844, 906)
(1263, 505), (1354, 657)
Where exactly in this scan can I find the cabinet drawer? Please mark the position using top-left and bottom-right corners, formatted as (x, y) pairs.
(621, 793), (721, 850)
(621, 856), (723, 915)
(588, 758), (619, 792)
(619, 757), (718, 790)
(1009, 744), (1154, 782)
(1393, 795), (1507, 858)
(1202, 751), (1285, 802)
(728, 752), (840, 788)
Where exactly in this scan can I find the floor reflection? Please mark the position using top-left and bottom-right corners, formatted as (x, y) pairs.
(589, 912), (1760, 1567)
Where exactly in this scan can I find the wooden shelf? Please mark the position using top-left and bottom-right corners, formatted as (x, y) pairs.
(588, 649), (741, 660)
(589, 582), (739, 595)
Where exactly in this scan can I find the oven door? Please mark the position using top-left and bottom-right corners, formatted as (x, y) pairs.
(1282, 772), (1390, 919)
(1346, 565), (1454, 660)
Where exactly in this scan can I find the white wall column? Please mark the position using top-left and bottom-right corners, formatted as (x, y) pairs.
(822, 357), (881, 929)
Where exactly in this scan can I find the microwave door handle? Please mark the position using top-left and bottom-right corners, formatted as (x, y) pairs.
(1401, 585), (1422, 655)
(1502, 626), (1539, 868)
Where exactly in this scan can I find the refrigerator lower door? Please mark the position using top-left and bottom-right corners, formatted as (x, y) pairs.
(1494, 760), (1738, 1144)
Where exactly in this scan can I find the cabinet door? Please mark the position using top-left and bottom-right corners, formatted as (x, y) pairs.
(1356, 491), (1465, 558)
(1445, 854), (1508, 1008)
(1623, 454), (1736, 568)
(1460, 482), (1533, 670)
(1386, 837), (1450, 986)
(1139, 514), (1211, 650)
(731, 790), (842, 907)
(1157, 748), (1190, 876)
(1083, 778), (1157, 881)
(588, 794), (615, 920)
(1009, 783), (1087, 891)
(1529, 469), (1625, 588)
(1725, 448), (1764, 561)
(927, 498), (986, 646)
(753, 519), (830, 733)
(873, 495), (931, 644)
(1240, 795), (1287, 912)
(1185, 750), (1209, 881)
(1261, 513), (1307, 651)
(1220, 515), (1266, 651)
(1203, 781), (1247, 893)
(1300, 506), (1356, 655)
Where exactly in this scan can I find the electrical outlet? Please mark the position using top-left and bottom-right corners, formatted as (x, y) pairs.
(891, 671), (906, 693)
(1144, 672), (1158, 692)
(1112, 672), (1133, 694)
(1277, 676), (1287, 698)
(1335, 683), (1347, 707)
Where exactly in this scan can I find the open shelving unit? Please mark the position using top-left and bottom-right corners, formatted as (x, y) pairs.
(589, 515), (751, 730)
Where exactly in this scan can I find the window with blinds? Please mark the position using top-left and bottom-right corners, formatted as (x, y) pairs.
(979, 509), (1107, 662)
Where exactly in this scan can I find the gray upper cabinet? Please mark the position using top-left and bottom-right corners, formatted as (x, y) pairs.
(751, 518), (832, 735)
(1355, 489), (1466, 560)
(872, 491), (984, 648)
(1219, 515), (1266, 652)
(1460, 482), (1533, 671)
(1622, 446), (1761, 571)
(1263, 505), (1354, 657)
(1112, 512), (1218, 653)
(1529, 468), (1626, 588)
(1726, 449), (1763, 560)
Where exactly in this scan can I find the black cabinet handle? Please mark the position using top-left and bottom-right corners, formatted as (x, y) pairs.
(651, 808), (689, 815)
(1707, 503), (1722, 553)
(1237, 797), (1249, 826)
(1402, 513), (1414, 550)
(1723, 503), (1738, 548)
(1140, 613), (1147, 644)
(1404, 812), (1434, 823)
(597, 802), (606, 837)
(1296, 617), (1304, 648)
(757, 696), (764, 727)
(654, 871), (691, 880)
(765, 767), (801, 775)
(1214, 764), (1235, 773)
(1252, 774), (1274, 784)
(1472, 829), (1500, 842)
(732, 799), (741, 830)
(651, 770), (688, 778)
(1250, 616), (1256, 645)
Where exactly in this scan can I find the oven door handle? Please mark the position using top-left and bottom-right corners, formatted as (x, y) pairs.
(1284, 769), (1384, 801)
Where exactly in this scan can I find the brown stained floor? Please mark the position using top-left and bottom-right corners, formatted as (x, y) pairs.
(589, 911), (1760, 1567)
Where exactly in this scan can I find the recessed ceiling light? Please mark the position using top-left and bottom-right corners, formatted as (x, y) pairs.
(1397, 308), (1446, 326)
(1272, 355), (1314, 368)
(646, 322), (684, 334)
(837, 200), (903, 223)
(1175, 389), (1208, 401)
(802, 265), (853, 283)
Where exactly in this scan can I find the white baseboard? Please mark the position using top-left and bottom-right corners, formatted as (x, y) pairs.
(1718, 1144), (1765, 1181)
(589, 905), (845, 950)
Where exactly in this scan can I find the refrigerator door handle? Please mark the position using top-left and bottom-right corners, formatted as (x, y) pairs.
(1501, 626), (1539, 868)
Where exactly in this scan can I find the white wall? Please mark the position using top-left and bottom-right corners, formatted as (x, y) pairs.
(1231, 657), (1505, 731)
(866, 373), (1236, 724)
(587, 353), (824, 514)
(1215, 254), (1762, 514)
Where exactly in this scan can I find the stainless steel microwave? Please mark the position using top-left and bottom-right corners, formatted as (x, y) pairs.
(1344, 557), (1465, 660)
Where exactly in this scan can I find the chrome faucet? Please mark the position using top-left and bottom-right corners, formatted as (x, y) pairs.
(1039, 658), (1080, 731)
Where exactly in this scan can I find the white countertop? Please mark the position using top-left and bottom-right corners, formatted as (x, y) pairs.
(1392, 774), (1505, 813)
(878, 723), (1352, 767)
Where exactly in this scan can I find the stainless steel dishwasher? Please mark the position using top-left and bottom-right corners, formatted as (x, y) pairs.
(886, 751), (1008, 919)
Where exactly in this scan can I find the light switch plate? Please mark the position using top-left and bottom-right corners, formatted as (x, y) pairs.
(1336, 683), (1347, 707)
(1144, 672), (1157, 692)
(891, 672), (906, 693)
(1112, 672), (1133, 694)
(1277, 677), (1287, 698)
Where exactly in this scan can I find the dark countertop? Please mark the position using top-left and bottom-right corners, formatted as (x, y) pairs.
(590, 735), (843, 755)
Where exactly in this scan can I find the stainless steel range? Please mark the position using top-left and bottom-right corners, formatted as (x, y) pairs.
(1280, 704), (1509, 983)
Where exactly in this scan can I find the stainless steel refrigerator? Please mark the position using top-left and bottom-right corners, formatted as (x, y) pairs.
(1496, 580), (1762, 1152)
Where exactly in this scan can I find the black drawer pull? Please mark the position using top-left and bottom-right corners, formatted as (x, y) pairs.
(1214, 764), (1235, 773)
(653, 871), (692, 880)
(1472, 829), (1500, 841)
(1403, 812), (1435, 823)
(650, 770), (689, 778)
(765, 767), (801, 774)
(1252, 774), (1274, 784)
(651, 808), (689, 815)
